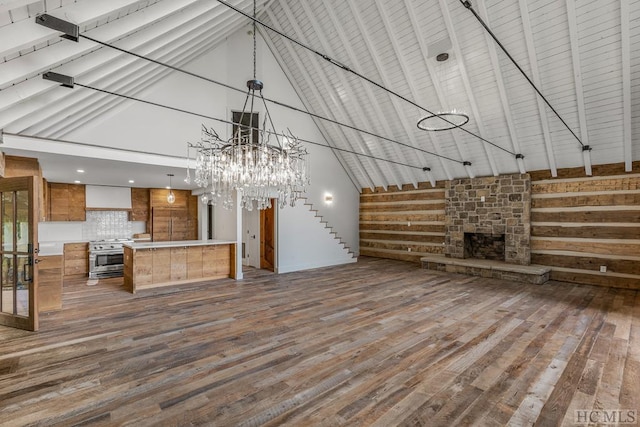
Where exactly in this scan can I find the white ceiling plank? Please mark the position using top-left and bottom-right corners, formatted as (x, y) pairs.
(315, 1), (417, 190)
(276, 5), (388, 191)
(348, 1), (459, 183)
(265, 8), (378, 191)
(620, 0), (633, 171)
(0, 0), (41, 15)
(29, 9), (247, 138)
(0, 1), (249, 130)
(518, 0), (559, 177)
(295, 2), (406, 190)
(0, 0), (202, 89)
(261, 28), (363, 192)
(438, 0), (499, 177)
(400, 0), (470, 179)
(475, 0), (524, 171)
(368, 0), (450, 187)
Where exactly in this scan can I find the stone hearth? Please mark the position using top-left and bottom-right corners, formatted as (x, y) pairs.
(464, 232), (505, 261)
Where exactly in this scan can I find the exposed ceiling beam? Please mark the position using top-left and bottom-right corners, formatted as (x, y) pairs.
(565, 0), (590, 165)
(518, 0), (558, 177)
(620, 0), (632, 172)
(316, 1), (417, 189)
(476, 0), (524, 171)
(265, 8), (378, 191)
(438, 0), (499, 177)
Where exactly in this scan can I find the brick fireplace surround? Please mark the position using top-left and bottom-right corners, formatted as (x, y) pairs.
(444, 173), (531, 265)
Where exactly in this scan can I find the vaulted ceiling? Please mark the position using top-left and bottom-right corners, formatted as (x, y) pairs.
(1, 0), (638, 190)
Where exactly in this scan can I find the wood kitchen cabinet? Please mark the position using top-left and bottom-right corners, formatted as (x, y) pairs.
(130, 187), (150, 223)
(151, 208), (194, 242)
(124, 241), (235, 293)
(49, 183), (86, 221)
(38, 255), (63, 312)
(149, 190), (198, 241)
(63, 242), (89, 278)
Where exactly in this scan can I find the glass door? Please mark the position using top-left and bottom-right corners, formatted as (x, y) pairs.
(0, 176), (38, 331)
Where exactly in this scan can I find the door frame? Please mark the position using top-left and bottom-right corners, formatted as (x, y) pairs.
(0, 176), (39, 331)
(259, 199), (276, 271)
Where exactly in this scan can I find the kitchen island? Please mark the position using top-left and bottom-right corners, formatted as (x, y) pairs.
(123, 240), (236, 293)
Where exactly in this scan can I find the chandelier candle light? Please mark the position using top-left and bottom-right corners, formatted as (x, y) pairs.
(186, 0), (309, 211)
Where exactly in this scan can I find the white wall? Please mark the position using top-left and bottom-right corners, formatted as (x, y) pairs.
(65, 25), (360, 273)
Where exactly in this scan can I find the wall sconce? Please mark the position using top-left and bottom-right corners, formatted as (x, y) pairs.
(324, 193), (333, 204)
(167, 173), (175, 204)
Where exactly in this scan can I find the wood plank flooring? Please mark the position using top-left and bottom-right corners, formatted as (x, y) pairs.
(0, 256), (638, 426)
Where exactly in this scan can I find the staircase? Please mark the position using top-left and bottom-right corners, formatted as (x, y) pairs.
(303, 199), (357, 260)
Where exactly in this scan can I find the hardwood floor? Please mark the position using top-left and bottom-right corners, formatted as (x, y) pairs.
(0, 256), (638, 426)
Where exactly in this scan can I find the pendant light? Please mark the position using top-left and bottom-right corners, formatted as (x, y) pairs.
(167, 173), (175, 204)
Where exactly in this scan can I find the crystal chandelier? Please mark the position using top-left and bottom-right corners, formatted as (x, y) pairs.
(186, 0), (309, 211)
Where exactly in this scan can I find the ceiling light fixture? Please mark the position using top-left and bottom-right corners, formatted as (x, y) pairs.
(515, 154), (526, 174)
(422, 167), (436, 187)
(166, 173), (175, 204)
(417, 52), (470, 132)
(188, 0), (309, 211)
(76, 169), (84, 173)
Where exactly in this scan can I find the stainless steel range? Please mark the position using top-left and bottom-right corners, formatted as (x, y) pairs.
(88, 239), (133, 279)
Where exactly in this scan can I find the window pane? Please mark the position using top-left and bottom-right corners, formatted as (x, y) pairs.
(2, 192), (15, 252)
(1, 254), (14, 314)
(16, 190), (29, 253)
(16, 254), (30, 316)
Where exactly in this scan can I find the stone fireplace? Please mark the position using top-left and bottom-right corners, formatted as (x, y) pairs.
(445, 173), (531, 265)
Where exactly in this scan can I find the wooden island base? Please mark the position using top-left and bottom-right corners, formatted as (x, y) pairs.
(123, 240), (236, 293)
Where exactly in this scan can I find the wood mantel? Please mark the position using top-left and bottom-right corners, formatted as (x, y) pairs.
(123, 240), (236, 293)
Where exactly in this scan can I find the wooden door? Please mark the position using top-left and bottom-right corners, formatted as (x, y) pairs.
(0, 176), (38, 331)
(260, 200), (275, 271)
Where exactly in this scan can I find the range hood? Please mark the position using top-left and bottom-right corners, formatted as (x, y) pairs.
(85, 185), (132, 209)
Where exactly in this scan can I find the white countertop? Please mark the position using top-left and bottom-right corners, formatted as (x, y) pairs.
(124, 239), (236, 250)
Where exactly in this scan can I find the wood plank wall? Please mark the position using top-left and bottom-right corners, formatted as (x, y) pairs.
(529, 162), (640, 289)
(360, 161), (640, 289)
(359, 182), (446, 262)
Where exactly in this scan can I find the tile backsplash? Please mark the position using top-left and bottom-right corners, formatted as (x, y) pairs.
(82, 211), (134, 240)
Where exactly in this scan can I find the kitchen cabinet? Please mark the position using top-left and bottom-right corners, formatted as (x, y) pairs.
(170, 247), (187, 281)
(150, 188), (188, 209)
(38, 255), (63, 312)
(152, 247), (171, 283)
(151, 208), (193, 242)
(130, 187), (150, 223)
(123, 240), (235, 293)
(49, 183), (86, 221)
(63, 242), (89, 278)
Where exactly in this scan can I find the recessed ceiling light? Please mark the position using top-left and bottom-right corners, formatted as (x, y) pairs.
(76, 169), (85, 173)
(74, 180), (81, 184)
(128, 180), (134, 184)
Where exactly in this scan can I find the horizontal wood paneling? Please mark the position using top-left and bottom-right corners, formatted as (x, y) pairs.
(360, 181), (445, 263)
(360, 223), (445, 233)
(531, 253), (640, 275)
(531, 225), (640, 239)
(531, 192), (640, 208)
(530, 168), (640, 289)
(531, 210), (640, 223)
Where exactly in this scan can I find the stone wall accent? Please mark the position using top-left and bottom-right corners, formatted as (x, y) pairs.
(445, 173), (531, 265)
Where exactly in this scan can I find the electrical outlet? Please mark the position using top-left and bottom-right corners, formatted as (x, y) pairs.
(600, 265), (607, 273)
(407, 221), (411, 227)
(480, 196), (485, 202)
(408, 247), (412, 252)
